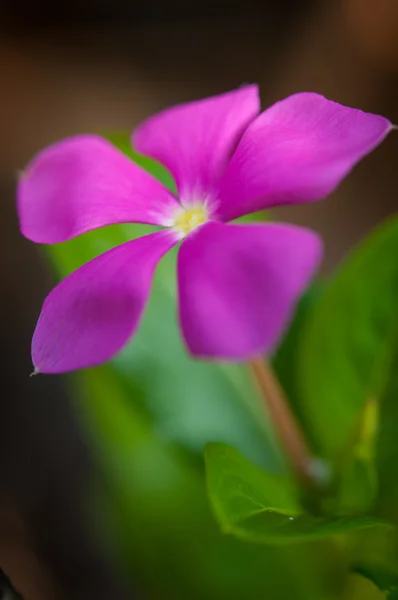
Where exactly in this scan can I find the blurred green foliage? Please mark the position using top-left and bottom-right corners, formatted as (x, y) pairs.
(298, 217), (398, 461)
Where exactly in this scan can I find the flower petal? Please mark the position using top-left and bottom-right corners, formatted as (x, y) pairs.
(32, 230), (177, 373)
(215, 93), (392, 221)
(18, 135), (179, 243)
(177, 221), (322, 359)
(133, 85), (260, 202)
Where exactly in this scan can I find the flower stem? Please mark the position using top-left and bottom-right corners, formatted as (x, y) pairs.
(249, 357), (314, 486)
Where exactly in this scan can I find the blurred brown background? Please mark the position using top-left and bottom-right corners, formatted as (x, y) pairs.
(0, 0), (398, 598)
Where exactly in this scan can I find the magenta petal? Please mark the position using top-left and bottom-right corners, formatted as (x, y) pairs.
(133, 85), (260, 201)
(215, 93), (392, 221)
(32, 231), (177, 373)
(18, 135), (179, 243)
(177, 222), (322, 360)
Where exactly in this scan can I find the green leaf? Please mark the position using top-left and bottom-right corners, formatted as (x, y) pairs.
(76, 367), (341, 600)
(272, 284), (322, 442)
(298, 216), (398, 461)
(348, 526), (398, 594)
(205, 443), (388, 544)
(342, 574), (386, 600)
(336, 457), (377, 515)
(354, 566), (398, 598)
(332, 398), (379, 515)
(376, 349), (398, 520)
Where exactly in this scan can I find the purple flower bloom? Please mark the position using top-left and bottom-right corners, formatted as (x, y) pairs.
(18, 86), (391, 373)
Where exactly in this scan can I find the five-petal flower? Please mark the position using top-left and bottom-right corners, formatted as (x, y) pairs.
(18, 86), (392, 373)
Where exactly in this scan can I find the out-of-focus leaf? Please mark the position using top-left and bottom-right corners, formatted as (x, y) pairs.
(272, 284), (322, 446)
(76, 367), (336, 600)
(205, 443), (388, 544)
(298, 216), (398, 462)
(348, 527), (398, 594)
(376, 348), (398, 520)
(336, 458), (377, 515)
(354, 566), (398, 598)
(332, 398), (379, 515)
(342, 574), (386, 600)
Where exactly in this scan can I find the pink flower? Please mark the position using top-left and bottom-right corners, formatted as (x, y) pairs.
(18, 86), (391, 373)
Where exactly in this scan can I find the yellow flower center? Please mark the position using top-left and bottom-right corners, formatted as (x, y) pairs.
(173, 204), (208, 236)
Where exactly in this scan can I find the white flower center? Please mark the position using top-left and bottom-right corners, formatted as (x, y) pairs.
(173, 204), (209, 236)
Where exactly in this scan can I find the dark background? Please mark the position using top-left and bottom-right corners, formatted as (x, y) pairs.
(1, 1), (398, 598)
